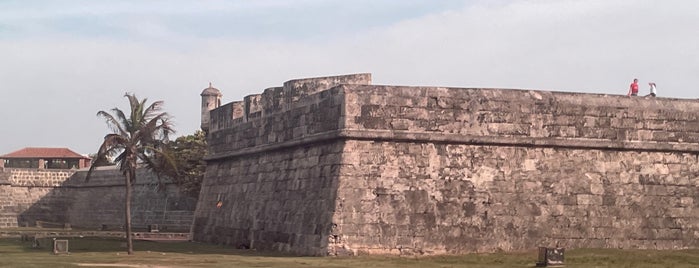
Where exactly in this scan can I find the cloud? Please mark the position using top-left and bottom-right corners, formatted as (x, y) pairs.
(0, 0), (697, 154)
(0, 0), (467, 40)
(337, 0), (699, 92)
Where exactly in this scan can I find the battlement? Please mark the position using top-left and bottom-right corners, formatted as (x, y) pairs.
(208, 73), (371, 133)
(207, 73), (699, 160)
(207, 74), (371, 157)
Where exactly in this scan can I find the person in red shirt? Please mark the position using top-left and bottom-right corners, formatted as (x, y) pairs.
(627, 78), (639, 96)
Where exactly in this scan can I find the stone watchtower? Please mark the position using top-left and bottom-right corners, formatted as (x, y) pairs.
(200, 82), (222, 133)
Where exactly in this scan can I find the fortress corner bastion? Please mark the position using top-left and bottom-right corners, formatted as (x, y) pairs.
(192, 73), (699, 256)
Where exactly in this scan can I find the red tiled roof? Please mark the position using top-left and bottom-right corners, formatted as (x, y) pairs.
(0, 147), (90, 159)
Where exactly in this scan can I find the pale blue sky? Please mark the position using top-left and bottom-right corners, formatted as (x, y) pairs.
(0, 0), (697, 155)
(0, 0), (469, 40)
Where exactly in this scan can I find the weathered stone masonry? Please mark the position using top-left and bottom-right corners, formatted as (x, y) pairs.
(0, 168), (196, 230)
(193, 75), (363, 255)
(193, 73), (699, 256)
(0, 169), (75, 227)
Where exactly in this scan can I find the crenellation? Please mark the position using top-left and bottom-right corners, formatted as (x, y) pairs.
(261, 86), (286, 113)
(231, 101), (244, 120)
(209, 102), (233, 133)
(206, 88), (346, 158)
(283, 73), (371, 102)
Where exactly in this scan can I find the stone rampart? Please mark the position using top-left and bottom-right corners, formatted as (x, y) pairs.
(342, 85), (699, 152)
(193, 73), (699, 256)
(0, 168), (196, 231)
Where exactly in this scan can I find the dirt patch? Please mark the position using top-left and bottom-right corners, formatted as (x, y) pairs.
(75, 264), (171, 268)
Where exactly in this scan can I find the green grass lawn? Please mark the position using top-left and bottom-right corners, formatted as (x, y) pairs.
(1, 237), (699, 268)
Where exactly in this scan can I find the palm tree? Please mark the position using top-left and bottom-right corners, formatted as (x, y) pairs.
(86, 93), (175, 255)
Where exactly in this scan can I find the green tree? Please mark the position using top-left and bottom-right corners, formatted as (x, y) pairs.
(86, 93), (175, 255)
(163, 130), (207, 197)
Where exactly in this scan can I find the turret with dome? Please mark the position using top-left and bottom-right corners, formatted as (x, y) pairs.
(200, 82), (222, 132)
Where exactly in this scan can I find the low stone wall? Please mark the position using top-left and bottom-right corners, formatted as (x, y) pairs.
(0, 169), (75, 228)
(0, 183), (16, 228)
(65, 168), (196, 231)
(0, 167), (196, 231)
(5, 169), (75, 187)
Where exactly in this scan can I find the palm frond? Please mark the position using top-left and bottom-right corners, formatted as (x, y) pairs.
(85, 134), (126, 181)
(111, 107), (132, 134)
(97, 110), (128, 137)
(144, 100), (164, 115)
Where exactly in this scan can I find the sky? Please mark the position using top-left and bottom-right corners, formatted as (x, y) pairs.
(1, 0), (698, 155)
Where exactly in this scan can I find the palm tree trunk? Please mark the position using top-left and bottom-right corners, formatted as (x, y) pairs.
(125, 169), (134, 255)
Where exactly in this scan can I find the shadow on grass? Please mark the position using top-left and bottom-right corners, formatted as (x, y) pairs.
(3, 237), (219, 253)
(0, 237), (306, 256)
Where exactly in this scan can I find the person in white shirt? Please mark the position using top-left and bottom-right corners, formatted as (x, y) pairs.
(647, 82), (657, 97)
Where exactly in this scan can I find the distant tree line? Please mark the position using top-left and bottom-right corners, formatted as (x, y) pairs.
(160, 130), (207, 197)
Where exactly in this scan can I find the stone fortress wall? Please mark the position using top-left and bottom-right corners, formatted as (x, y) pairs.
(193, 73), (699, 256)
(0, 167), (196, 231)
(193, 74), (369, 254)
